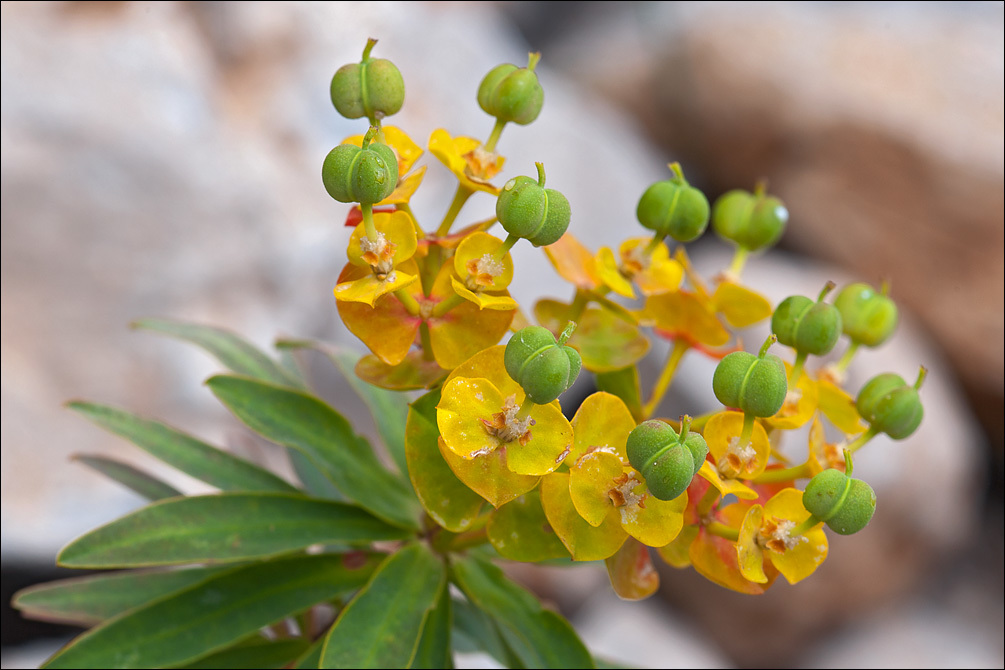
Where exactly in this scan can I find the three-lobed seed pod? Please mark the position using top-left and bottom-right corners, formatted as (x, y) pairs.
(636, 163), (710, 243)
(504, 324), (581, 405)
(772, 283), (843, 357)
(330, 39), (405, 123)
(803, 468), (876, 535)
(478, 53), (544, 126)
(834, 282), (898, 348)
(321, 132), (398, 205)
(712, 337), (788, 417)
(855, 368), (925, 440)
(626, 418), (708, 501)
(712, 186), (788, 252)
(496, 163), (571, 247)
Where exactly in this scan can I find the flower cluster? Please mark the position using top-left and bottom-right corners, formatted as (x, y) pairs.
(325, 40), (926, 598)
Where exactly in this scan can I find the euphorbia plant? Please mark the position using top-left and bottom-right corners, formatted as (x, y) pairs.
(13, 39), (927, 669)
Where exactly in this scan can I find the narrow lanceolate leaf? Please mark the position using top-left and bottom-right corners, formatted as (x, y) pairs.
(173, 636), (310, 669)
(452, 556), (594, 669)
(208, 375), (421, 531)
(292, 637), (326, 670)
(42, 553), (380, 669)
(409, 576), (453, 669)
(132, 318), (301, 388)
(277, 339), (411, 479)
(450, 597), (524, 669)
(287, 448), (345, 501)
(57, 493), (410, 568)
(405, 389), (483, 532)
(68, 402), (298, 494)
(73, 454), (182, 501)
(13, 565), (233, 626)
(322, 544), (446, 669)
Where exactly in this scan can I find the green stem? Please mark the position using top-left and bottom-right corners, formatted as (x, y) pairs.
(667, 161), (686, 184)
(696, 484), (721, 517)
(728, 246), (750, 278)
(705, 521), (739, 542)
(644, 233), (667, 256)
(484, 119), (506, 153)
(835, 341), (860, 374)
(752, 461), (813, 485)
(789, 350), (808, 386)
(738, 413), (756, 450)
(431, 292), (465, 318)
(846, 426), (879, 454)
(790, 515), (823, 537)
(361, 203), (378, 241)
(436, 185), (474, 237)
(516, 396), (536, 420)
(643, 339), (690, 418)
(492, 233), (520, 261)
(393, 289), (421, 316)
(419, 322), (435, 362)
(569, 290), (589, 322)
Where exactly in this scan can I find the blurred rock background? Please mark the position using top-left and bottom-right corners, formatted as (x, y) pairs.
(1, 2), (1001, 668)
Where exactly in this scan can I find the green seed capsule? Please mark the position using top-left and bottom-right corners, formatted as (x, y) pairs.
(635, 163), (710, 242)
(330, 40), (405, 122)
(772, 283), (843, 356)
(477, 53), (544, 126)
(712, 187), (788, 252)
(834, 282), (898, 347)
(504, 325), (581, 404)
(496, 164), (571, 247)
(712, 337), (788, 417)
(321, 139), (398, 205)
(856, 370), (925, 440)
(626, 419), (708, 501)
(803, 468), (876, 535)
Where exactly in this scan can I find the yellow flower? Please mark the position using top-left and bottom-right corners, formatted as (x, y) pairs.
(448, 232), (517, 311)
(697, 411), (771, 500)
(428, 129), (505, 195)
(736, 488), (828, 584)
(595, 237), (684, 299)
(334, 211), (418, 306)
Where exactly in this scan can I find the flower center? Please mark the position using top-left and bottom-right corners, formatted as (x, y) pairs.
(360, 232), (397, 278)
(620, 244), (651, 277)
(465, 254), (505, 290)
(462, 146), (503, 184)
(479, 395), (535, 446)
(608, 472), (647, 525)
(759, 516), (807, 554)
(720, 436), (757, 479)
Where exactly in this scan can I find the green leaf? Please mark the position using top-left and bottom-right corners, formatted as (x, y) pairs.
(74, 454), (182, 501)
(13, 566), (233, 626)
(133, 318), (301, 388)
(68, 402), (298, 494)
(287, 448), (345, 501)
(487, 490), (569, 562)
(43, 553), (380, 669)
(570, 308), (649, 373)
(173, 636), (310, 669)
(277, 339), (411, 478)
(409, 576), (452, 669)
(595, 367), (644, 422)
(450, 597), (524, 669)
(451, 555), (594, 669)
(292, 636), (325, 670)
(321, 544), (445, 669)
(207, 375), (421, 531)
(405, 389), (484, 532)
(58, 493), (411, 568)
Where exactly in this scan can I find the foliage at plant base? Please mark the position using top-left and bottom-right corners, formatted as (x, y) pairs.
(13, 39), (926, 669)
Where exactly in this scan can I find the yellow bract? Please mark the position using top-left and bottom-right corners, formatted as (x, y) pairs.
(737, 488), (828, 585)
(453, 232), (514, 291)
(712, 281), (772, 328)
(543, 233), (603, 291)
(436, 377), (573, 476)
(568, 392), (635, 463)
(817, 378), (867, 434)
(689, 502), (776, 595)
(540, 472), (629, 561)
(333, 270), (417, 307)
(703, 411), (771, 482)
(437, 437), (539, 508)
(765, 362), (819, 430)
(595, 247), (635, 298)
(427, 264), (515, 369)
(336, 211), (420, 306)
(450, 278), (518, 311)
(808, 415), (846, 475)
(640, 290), (730, 348)
(428, 129), (504, 194)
